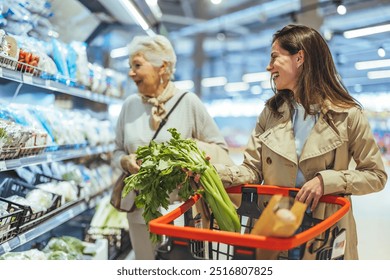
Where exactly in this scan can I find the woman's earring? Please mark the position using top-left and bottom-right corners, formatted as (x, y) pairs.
(160, 76), (163, 84)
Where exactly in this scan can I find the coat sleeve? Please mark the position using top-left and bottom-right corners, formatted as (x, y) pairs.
(319, 107), (387, 195)
(215, 108), (269, 187)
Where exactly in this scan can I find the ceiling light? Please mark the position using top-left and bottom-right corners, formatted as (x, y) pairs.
(367, 70), (390, 79)
(337, 5), (347, 15)
(205, 99), (265, 118)
(210, 0), (222, 5)
(378, 47), (386, 58)
(201, 76), (227, 87)
(145, 29), (156, 36)
(242, 72), (270, 83)
(145, 0), (162, 19)
(251, 85), (262, 95)
(224, 82), (249, 92)
(323, 29), (333, 41)
(216, 32), (226, 41)
(355, 59), (390, 70)
(118, 0), (150, 31)
(174, 80), (194, 90)
(110, 46), (129, 58)
(343, 24), (390, 39)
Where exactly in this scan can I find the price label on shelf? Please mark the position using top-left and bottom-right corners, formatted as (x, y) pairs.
(0, 160), (6, 171)
(0, 67), (3, 77)
(1, 242), (11, 253)
(67, 208), (75, 218)
(18, 234), (27, 244)
(88, 199), (97, 208)
(23, 74), (33, 84)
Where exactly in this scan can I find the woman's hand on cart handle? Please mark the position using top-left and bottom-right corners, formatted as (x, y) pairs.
(295, 175), (324, 211)
(120, 154), (141, 174)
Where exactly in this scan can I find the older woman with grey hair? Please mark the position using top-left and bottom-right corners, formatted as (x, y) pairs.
(113, 34), (230, 259)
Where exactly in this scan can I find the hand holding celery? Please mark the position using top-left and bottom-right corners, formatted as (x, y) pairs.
(122, 128), (240, 242)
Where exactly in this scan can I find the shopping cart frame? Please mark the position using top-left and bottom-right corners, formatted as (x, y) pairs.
(149, 184), (350, 252)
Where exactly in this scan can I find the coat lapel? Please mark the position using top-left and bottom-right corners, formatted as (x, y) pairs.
(258, 101), (348, 165)
(259, 116), (298, 164)
(300, 113), (346, 162)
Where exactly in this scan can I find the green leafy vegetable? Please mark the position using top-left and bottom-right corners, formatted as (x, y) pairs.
(122, 128), (240, 242)
(43, 236), (85, 259)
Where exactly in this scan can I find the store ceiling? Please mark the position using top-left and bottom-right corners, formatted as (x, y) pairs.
(53, 0), (390, 101)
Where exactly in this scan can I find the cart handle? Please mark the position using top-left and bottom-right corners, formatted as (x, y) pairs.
(149, 185), (350, 250)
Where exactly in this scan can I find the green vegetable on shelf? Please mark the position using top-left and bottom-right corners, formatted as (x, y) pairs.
(122, 128), (240, 243)
(0, 127), (6, 139)
(0, 127), (11, 145)
(43, 236), (86, 259)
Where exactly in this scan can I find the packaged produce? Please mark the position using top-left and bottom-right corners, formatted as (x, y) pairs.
(17, 47), (40, 73)
(0, 29), (18, 69)
(0, 249), (46, 260)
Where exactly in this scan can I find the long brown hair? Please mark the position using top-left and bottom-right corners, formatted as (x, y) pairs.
(266, 24), (361, 115)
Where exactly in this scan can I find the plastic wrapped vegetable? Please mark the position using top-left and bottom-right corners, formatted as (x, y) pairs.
(0, 249), (46, 260)
(25, 188), (53, 212)
(43, 236), (84, 260)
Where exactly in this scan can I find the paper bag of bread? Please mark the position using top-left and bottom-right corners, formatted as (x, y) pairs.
(250, 194), (307, 259)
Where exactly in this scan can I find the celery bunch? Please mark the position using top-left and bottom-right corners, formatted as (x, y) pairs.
(122, 128), (240, 242)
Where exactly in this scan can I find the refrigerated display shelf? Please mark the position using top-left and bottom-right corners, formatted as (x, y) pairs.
(0, 189), (108, 255)
(0, 53), (118, 258)
(0, 64), (121, 105)
(0, 144), (115, 172)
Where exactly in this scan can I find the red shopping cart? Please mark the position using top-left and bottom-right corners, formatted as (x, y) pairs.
(149, 185), (350, 260)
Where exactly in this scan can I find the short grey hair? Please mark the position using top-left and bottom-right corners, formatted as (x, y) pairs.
(128, 35), (177, 78)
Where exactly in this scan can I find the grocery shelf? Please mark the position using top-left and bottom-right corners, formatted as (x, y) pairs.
(0, 144), (115, 172)
(0, 65), (122, 105)
(0, 53), (118, 258)
(0, 190), (109, 255)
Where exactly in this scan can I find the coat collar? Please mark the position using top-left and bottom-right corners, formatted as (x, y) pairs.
(260, 99), (347, 164)
(320, 99), (351, 114)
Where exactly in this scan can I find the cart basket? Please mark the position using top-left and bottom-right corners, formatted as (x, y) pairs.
(0, 197), (24, 244)
(149, 184), (350, 260)
(0, 178), (62, 233)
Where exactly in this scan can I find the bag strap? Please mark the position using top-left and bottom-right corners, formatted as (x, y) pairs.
(151, 91), (188, 141)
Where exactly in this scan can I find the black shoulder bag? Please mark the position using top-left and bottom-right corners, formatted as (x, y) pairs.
(110, 92), (188, 212)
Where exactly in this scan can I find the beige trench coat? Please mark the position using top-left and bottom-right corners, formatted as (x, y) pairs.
(216, 101), (387, 260)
